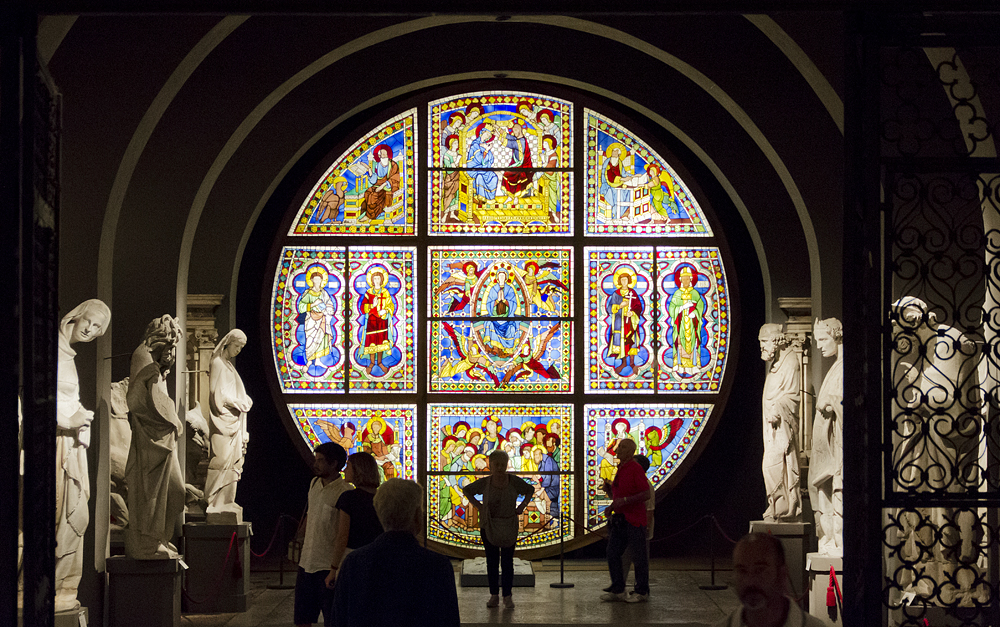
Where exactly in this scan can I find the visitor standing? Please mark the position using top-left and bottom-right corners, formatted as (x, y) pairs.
(295, 442), (352, 627)
(325, 452), (384, 594)
(620, 454), (655, 589)
(463, 449), (535, 609)
(600, 438), (650, 603)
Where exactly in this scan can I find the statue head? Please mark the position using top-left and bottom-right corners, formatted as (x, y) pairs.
(813, 318), (843, 358)
(213, 328), (248, 362)
(143, 315), (181, 370)
(758, 324), (786, 361)
(61, 299), (111, 345)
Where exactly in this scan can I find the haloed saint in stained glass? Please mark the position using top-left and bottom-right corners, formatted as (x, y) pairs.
(289, 405), (418, 481)
(585, 109), (711, 236)
(289, 109), (417, 235)
(657, 249), (729, 392)
(428, 247), (572, 393)
(587, 248), (654, 392)
(428, 92), (573, 235)
(584, 405), (711, 528)
(428, 404), (573, 549)
(272, 247), (346, 392)
(348, 248), (417, 392)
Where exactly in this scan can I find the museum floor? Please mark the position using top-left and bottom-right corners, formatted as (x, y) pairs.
(180, 557), (741, 626)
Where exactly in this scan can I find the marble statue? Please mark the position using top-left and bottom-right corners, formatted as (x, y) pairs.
(184, 402), (210, 517)
(124, 315), (185, 560)
(108, 377), (131, 529)
(809, 318), (843, 556)
(890, 297), (984, 605)
(205, 329), (253, 524)
(56, 299), (111, 611)
(758, 323), (802, 522)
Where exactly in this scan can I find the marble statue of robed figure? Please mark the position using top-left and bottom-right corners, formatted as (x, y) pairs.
(56, 299), (111, 611)
(809, 318), (843, 556)
(205, 329), (253, 524)
(125, 315), (186, 559)
(759, 323), (802, 522)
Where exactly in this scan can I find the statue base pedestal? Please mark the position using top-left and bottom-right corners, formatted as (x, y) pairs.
(107, 556), (182, 627)
(460, 557), (535, 587)
(749, 520), (810, 599)
(806, 553), (843, 626)
(181, 522), (251, 613)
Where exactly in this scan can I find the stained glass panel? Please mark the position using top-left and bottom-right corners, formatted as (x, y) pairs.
(584, 404), (712, 528)
(288, 404), (418, 481)
(271, 246), (346, 392)
(428, 92), (573, 236)
(585, 109), (712, 236)
(428, 247), (571, 318)
(430, 321), (572, 393)
(347, 247), (417, 393)
(428, 404), (573, 549)
(586, 247), (655, 392)
(289, 109), (417, 235)
(656, 248), (730, 392)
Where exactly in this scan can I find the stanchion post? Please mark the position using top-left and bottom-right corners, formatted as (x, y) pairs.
(550, 510), (573, 588)
(699, 515), (727, 591)
(267, 515), (296, 590)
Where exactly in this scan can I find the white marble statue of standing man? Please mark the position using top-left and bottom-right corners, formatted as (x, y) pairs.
(56, 299), (111, 611)
(125, 315), (186, 559)
(758, 323), (802, 522)
(205, 329), (253, 524)
(809, 318), (843, 556)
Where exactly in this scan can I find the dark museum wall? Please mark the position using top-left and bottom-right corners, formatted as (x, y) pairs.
(41, 8), (844, 603)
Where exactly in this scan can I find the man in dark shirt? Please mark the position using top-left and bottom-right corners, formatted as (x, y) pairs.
(601, 438), (650, 603)
(332, 479), (460, 627)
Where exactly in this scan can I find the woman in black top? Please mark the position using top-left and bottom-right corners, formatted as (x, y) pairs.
(325, 452), (383, 590)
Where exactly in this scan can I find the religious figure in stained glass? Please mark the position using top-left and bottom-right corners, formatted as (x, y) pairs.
(358, 265), (396, 376)
(348, 248), (416, 392)
(585, 109), (711, 236)
(297, 265), (339, 377)
(428, 93), (572, 235)
(360, 144), (401, 221)
(605, 265), (647, 376)
(289, 110), (416, 235)
(664, 263), (710, 376)
(429, 247), (571, 393)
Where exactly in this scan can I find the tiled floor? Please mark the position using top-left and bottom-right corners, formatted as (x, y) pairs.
(180, 558), (741, 626)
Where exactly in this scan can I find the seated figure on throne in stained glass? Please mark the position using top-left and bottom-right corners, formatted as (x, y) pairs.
(359, 144), (400, 221)
(480, 268), (521, 355)
(599, 144), (648, 222)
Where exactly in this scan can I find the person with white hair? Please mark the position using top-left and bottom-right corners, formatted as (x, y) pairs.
(331, 479), (459, 627)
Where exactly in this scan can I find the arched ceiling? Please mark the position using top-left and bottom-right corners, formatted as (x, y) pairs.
(44, 11), (845, 381)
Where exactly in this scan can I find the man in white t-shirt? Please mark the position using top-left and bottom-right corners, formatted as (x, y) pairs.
(715, 532), (824, 627)
(295, 442), (353, 627)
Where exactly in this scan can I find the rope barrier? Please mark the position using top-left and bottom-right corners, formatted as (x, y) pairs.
(250, 514), (299, 558)
(710, 515), (740, 545)
(181, 530), (238, 607)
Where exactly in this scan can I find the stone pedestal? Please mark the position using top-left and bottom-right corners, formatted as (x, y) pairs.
(806, 553), (842, 627)
(749, 520), (810, 599)
(460, 557), (535, 587)
(181, 522), (251, 613)
(106, 556), (182, 627)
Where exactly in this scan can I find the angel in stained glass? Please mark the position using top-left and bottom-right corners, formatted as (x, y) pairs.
(434, 261), (483, 314)
(497, 326), (561, 386)
(517, 260), (568, 314)
(644, 419), (683, 468)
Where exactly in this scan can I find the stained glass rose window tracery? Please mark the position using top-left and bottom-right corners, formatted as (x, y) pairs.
(270, 89), (731, 550)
